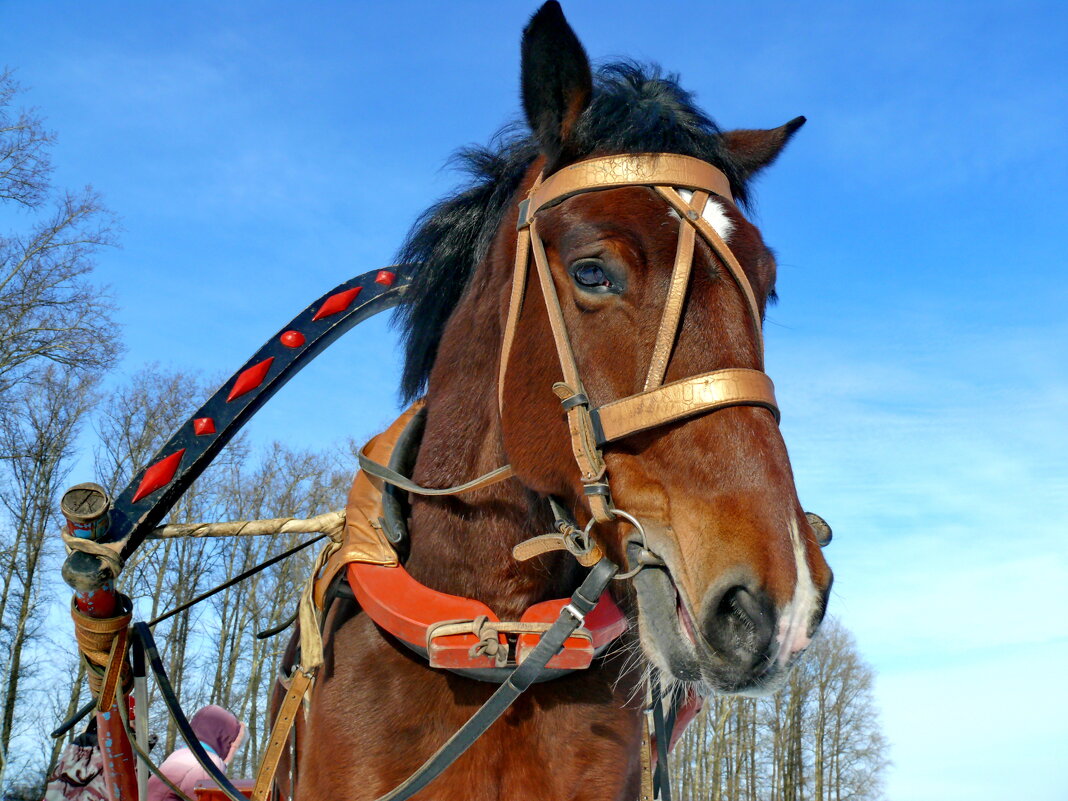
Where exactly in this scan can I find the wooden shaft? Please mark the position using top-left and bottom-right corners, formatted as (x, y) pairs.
(63, 484), (139, 801)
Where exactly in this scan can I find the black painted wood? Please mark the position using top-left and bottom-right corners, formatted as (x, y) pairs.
(62, 266), (414, 594)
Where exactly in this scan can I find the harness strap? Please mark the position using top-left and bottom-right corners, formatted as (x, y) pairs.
(358, 446), (515, 497)
(644, 190), (706, 391)
(254, 525), (342, 798)
(252, 667), (313, 801)
(654, 186), (765, 365)
(639, 715), (655, 801)
(591, 368), (779, 445)
(369, 558), (616, 801)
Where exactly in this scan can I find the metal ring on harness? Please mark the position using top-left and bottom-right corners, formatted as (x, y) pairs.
(582, 509), (666, 581)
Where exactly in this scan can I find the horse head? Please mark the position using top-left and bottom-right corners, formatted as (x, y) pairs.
(400, 2), (832, 697)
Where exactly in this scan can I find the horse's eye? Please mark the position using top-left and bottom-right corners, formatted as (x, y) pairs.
(571, 260), (615, 292)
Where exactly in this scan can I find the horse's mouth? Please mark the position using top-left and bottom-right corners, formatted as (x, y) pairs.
(631, 558), (786, 696)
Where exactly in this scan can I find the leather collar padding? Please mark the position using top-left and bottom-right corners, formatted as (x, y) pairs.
(312, 402), (425, 609)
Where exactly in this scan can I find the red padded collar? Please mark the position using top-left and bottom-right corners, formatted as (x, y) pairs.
(347, 561), (627, 672)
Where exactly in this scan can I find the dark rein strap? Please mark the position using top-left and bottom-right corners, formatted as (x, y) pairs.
(131, 622), (250, 801)
(651, 671), (673, 801)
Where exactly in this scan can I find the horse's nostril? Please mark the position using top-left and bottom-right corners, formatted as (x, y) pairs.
(701, 585), (776, 668)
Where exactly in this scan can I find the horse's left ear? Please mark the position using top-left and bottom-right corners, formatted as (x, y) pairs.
(521, 1), (593, 167)
(721, 116), (806, 180)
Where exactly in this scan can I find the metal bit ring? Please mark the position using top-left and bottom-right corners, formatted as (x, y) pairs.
(583, 509), (663, 581)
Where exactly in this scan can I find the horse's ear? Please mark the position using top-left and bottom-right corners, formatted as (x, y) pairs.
(521, 1), (593, 166)
(720, 116), (806, 180)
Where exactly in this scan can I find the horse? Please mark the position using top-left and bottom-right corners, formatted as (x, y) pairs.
(279, 4), (833, 799)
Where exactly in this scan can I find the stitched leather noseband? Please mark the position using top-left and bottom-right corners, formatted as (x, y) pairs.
(499, 152), (781, 522)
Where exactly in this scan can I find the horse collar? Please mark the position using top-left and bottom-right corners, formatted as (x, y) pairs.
(342, 406), (628, 684)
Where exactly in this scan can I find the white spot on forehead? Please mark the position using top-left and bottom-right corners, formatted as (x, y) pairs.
(668, 188), (734, 242)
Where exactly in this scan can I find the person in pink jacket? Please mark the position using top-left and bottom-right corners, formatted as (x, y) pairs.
(146, 705), (245, 801)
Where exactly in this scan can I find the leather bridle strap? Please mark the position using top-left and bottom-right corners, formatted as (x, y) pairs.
(526, 153), (733, 215)
(497, 175), (540, 414)
(358, 447), (514, 497)
(644, 190), (706, 391)
(501, 152), (779, 524)
(528, 217), (612, 520)
(654, 185), (765, 365)
(591, 369), (779, 445)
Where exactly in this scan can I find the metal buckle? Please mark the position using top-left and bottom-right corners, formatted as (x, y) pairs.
(516, 198), (532, 230)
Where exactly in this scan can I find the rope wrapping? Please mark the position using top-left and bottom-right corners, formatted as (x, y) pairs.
(70, 595), (133, 710)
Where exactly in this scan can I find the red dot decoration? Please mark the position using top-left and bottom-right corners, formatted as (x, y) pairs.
(375, 270), (396, 287)
(280, 330), (306, 348)
(193, 417), (216, 436)
(132, 449), (186, 503)
(227, 357), (274, 402)
(312, 287), (362, 321)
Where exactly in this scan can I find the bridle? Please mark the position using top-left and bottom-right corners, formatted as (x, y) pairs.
(498, 152), (781, 524)
(361, 151), (783, 547)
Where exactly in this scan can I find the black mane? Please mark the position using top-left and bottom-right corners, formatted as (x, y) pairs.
(393, 62), (750, 401)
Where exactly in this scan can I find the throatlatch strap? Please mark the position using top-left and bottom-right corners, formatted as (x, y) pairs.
(358, 449), (515, 497)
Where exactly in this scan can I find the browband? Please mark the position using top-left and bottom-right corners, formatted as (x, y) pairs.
(521, 153), (734, 224)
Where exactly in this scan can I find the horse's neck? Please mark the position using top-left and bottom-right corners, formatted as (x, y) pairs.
(401, 367), (578, 620)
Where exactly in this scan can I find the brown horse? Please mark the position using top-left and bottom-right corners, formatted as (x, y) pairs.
(283, 4), (832, 799)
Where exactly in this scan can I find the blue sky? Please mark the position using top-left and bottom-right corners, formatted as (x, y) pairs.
(3, 2), (1066, 798)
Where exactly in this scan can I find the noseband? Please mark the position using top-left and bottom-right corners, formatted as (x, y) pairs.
(499, 152), (781, 522)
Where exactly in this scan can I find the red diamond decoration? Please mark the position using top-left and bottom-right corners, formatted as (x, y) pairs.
(375, 270), (395, 287)
(132, 449), (186, 503)
(227, 357), (274, 402)
(312, 287), (361, 321)
(193, 417), (216, 436)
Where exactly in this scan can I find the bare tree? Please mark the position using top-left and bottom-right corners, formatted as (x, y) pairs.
(0, 68), (120, 407)
(90, 366), (352, 767)
(0, 69), (52, 209)
(670, 618), (889, 801)
(0, 367), (98, 786)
